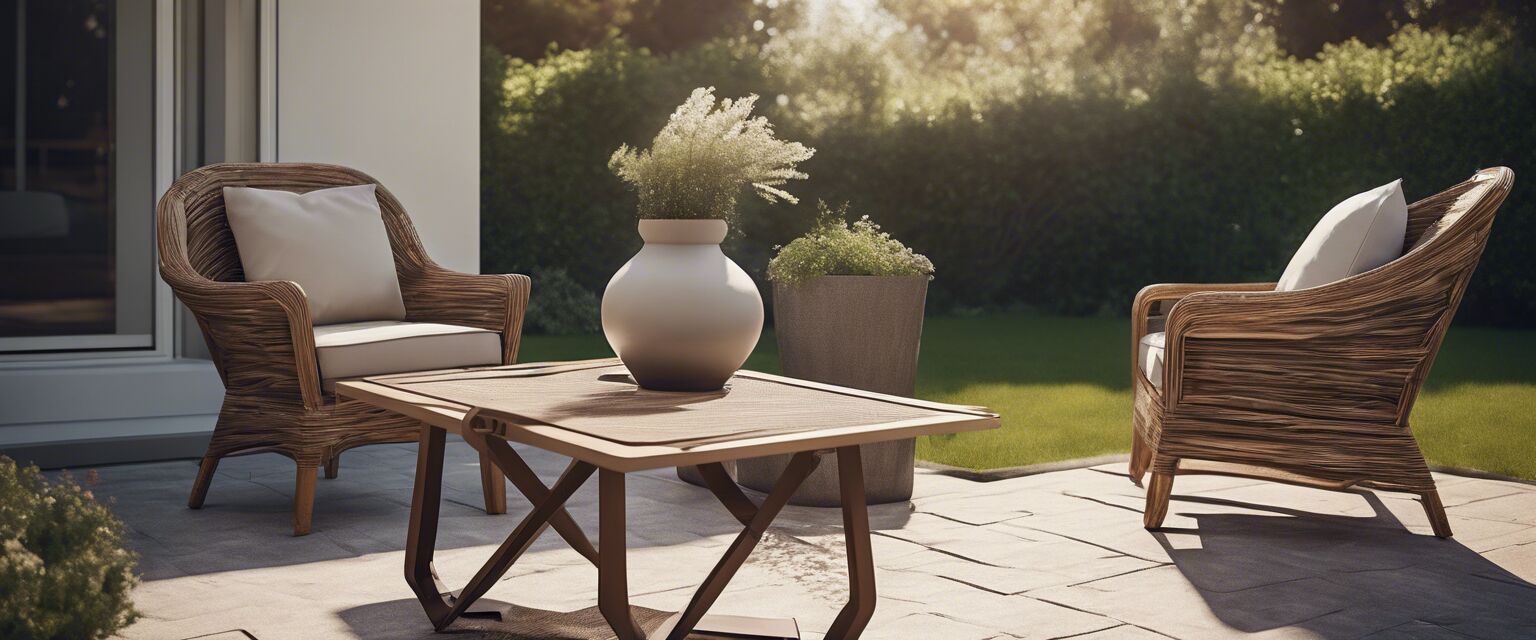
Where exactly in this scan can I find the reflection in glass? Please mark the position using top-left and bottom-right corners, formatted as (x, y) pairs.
(1, 0), (154, 346)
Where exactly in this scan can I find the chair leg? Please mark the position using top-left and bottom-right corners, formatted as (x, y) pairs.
(188, 455), (220, 509)
(1422, 489), (1453, 539)
(324, 454), (340, 479)
(294, 463), (318, 536)
(479, 449), (507, 515)
(1143, 472), (1175, 529)
(1129, 430), (1152, 486)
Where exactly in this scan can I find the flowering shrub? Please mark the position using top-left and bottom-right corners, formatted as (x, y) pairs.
(609, 87), (814, 223)
(0, 457), (138, 640)
(768, 202), (933, 286)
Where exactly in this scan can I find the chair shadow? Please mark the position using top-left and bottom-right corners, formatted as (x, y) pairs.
(1154, 492), (1536, 638)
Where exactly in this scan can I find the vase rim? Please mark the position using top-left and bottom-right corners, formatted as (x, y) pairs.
(638, 219), (729, 244)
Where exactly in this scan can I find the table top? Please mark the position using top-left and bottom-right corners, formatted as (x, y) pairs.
(336, 359), (998, 472)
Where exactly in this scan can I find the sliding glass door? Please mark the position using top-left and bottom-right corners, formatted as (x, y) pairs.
(0, 0), (157, 353)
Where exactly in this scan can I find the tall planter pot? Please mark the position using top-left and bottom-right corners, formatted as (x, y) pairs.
(737, 275), (929, 506)
(601, 219), (764, 392)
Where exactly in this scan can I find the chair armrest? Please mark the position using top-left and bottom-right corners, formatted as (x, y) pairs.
(1165, 285), (1364, 341)
(161, 270), (324, 408)
(398, 266), (531, 364)
(1133, 283), (1275, 333)
(1158, 286), (1422, 425)
(1131, 283), (1274, 386)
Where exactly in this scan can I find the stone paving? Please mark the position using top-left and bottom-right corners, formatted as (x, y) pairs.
(88, 440), (1536, 640)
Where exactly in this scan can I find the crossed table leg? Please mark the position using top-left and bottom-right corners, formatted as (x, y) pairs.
(405, 425), (878, 639)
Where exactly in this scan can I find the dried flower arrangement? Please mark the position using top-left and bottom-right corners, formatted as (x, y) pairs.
(609, 87), (815, 223)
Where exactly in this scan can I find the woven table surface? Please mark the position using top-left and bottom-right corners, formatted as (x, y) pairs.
(367, 359), (991, 448)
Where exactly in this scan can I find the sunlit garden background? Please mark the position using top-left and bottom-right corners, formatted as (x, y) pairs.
(483, 0), (1536, 478)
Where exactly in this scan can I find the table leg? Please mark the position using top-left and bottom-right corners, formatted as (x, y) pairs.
(405, 423), (596, 631)
(406, 436), (875, 639)
(441, 459), (595, 627)
(599, 469), (647, 640)
(478, 448), (507, 514)
(826, 446), (876, 639)
(695, 462), (757, 526)
(659, 452), (820, 640)
(405, 425), (452, 625)
(466, 429), (600, 565)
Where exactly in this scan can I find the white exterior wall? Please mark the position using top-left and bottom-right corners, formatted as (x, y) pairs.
(274, 0), (481, 273)
(0, 1), (480, 467)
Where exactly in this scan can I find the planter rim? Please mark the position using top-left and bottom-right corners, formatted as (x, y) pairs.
(792, 274), (931, 279)
(638, 219), (728, 244)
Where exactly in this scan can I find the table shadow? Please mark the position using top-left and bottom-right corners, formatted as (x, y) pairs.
(107, 442), (909, 582)
(337, 598), (676, 640)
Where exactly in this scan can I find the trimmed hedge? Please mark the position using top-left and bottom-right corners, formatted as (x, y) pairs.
(484, 25), (1535, 327)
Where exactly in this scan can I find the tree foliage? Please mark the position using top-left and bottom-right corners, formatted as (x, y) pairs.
(483, 0), (1536, 328)
(482, 0), (775, 61)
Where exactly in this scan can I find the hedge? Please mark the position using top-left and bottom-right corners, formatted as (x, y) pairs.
(483, 24), (1535, 331)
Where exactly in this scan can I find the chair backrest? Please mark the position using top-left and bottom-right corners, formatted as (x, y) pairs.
(1385, 168), (1512, 322)
(157, 163), (433, 285)
(1379, 167), (1513, 417)
(1403, 167), (1512, 257)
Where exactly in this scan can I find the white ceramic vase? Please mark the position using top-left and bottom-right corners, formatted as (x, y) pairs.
(601, 219), (764, 391)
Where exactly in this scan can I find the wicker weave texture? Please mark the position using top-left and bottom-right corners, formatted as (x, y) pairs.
(1129, 167), (1514, 537)
(157, 162), (530, 533)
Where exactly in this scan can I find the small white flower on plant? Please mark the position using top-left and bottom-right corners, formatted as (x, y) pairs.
(767, 202), (934, 286)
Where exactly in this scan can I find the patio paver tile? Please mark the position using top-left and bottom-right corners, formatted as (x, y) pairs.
(86, 441), (1536, 640)
(1056, 624), (1177, 640)
(864, 612), (1000, 640)
(1446, 491), (1536, 526)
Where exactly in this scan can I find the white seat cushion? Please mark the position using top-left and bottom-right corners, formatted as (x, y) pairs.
(1139, 331), (1165, 390)
(1276, 180), (1408, 291)
(224, 184), (407, 324)
(313, 321), (501, 388)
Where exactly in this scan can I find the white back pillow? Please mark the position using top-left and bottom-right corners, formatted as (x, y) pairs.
(1276, 180), (1408, 291)
(223, 184), (407, 324)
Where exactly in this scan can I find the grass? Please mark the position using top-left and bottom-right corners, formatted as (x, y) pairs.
(521, 314), (1536, 480)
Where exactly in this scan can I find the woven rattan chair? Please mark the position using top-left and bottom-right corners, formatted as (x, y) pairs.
(158, 163), (529, 535)
(1130, 167), (1514, 538)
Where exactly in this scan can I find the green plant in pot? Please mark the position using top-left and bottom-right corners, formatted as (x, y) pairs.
(740, 203), (935, 506)
(0, 457), (139, 640)
(604, 87), (814, 391)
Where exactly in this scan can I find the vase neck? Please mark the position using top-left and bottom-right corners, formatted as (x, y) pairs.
(638, 219), (728, 244)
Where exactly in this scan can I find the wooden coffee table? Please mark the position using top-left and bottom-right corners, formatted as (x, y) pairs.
(336, 359), (997, 640)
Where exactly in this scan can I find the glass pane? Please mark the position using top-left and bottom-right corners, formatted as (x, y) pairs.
(0, 0), (155, 348)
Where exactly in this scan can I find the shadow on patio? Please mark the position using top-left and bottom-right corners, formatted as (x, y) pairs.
(92, 440), (911, 582)
(1155, 492), (1536, 638)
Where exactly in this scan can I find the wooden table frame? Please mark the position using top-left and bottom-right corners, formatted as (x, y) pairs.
(406, 424), (874, 639)
(338, 365), (996, 640)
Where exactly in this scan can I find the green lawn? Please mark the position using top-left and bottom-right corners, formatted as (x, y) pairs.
(520, 314), (1536, 480)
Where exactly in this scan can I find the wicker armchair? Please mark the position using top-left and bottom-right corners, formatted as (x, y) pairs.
(158, 163), (530, 535)
(1130, 167), (1514, 538)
